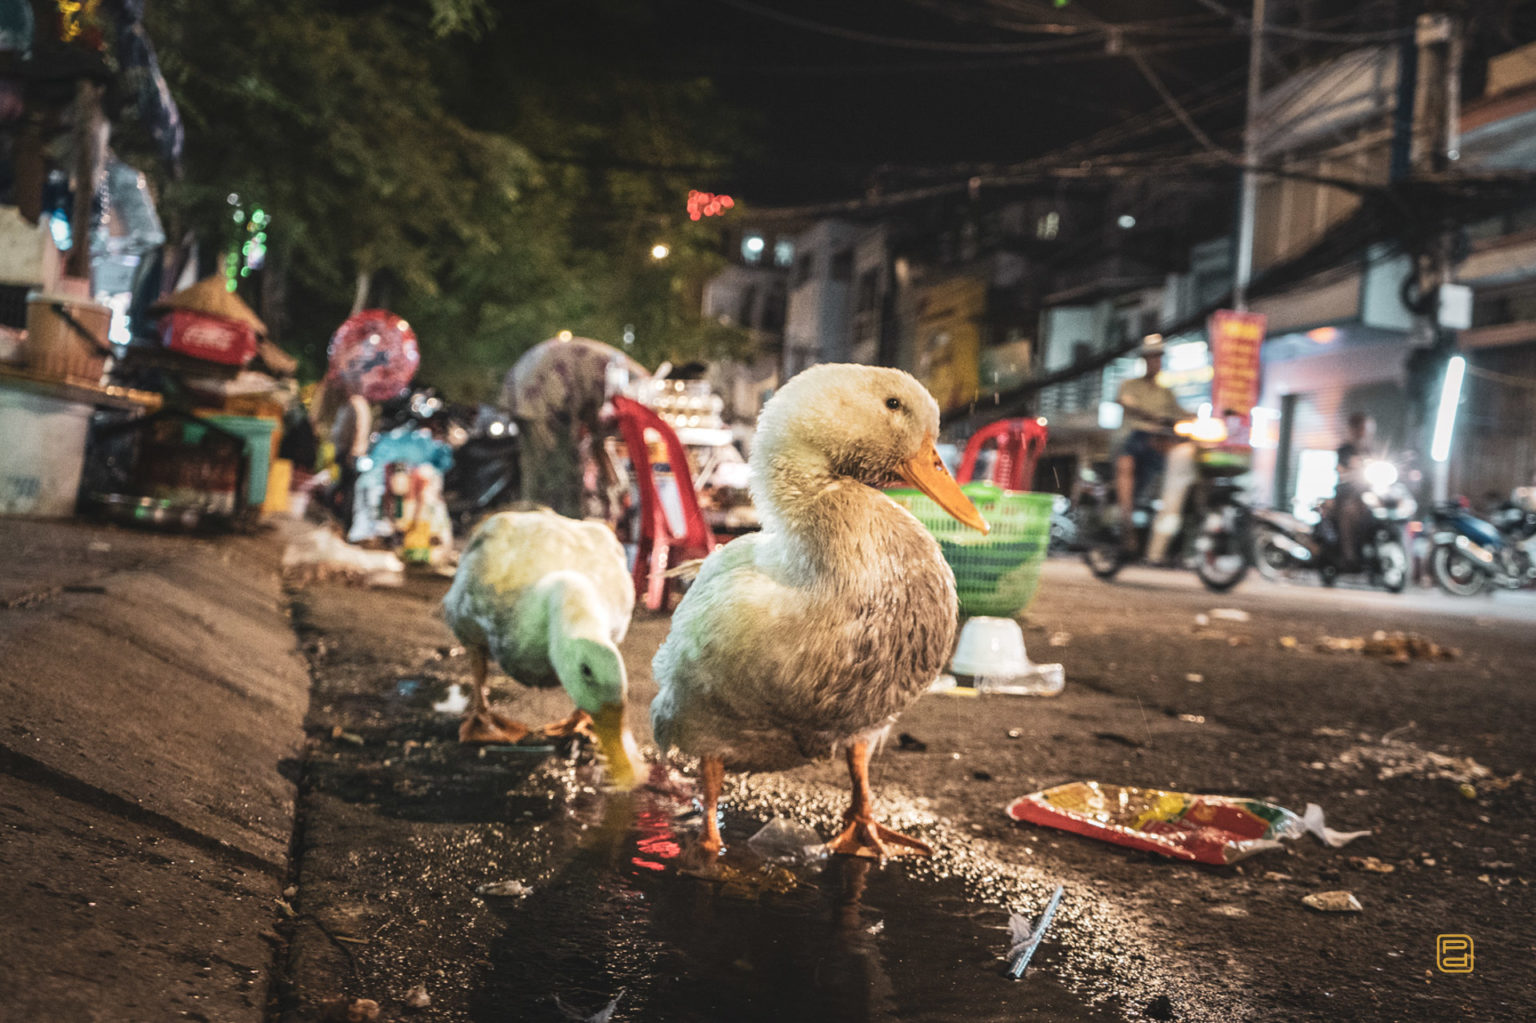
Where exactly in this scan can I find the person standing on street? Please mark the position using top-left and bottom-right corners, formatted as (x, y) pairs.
(317, 378), (373, 530)
(499, 335), (649, 520)
(1333, 412), (1377, 569)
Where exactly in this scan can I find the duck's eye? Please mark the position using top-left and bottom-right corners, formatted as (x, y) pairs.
(581, 664), (594, 681)
(885, 397), (902, 411)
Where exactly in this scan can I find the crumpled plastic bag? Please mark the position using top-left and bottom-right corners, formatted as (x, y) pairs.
(1301, 802), (1371, 847)
(746, 818), (828, 865)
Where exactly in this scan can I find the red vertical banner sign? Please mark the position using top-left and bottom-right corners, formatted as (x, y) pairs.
(1207, 310), (1266, 443)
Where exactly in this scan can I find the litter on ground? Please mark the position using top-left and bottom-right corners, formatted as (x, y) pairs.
(1006, 782), (1373, 865)
(1301, 890), (1363, 913)
(1006, 884), (1065, 979)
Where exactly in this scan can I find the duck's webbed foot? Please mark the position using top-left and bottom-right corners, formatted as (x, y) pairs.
(679, 832), (724, 875)
(459, 709), (531, 745)
(827, 815), (933, 860)
(539, 710), (595, 742)
(829, 739), (934, 859)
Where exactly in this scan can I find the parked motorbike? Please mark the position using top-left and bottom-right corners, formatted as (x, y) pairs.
(1047, 493), (1080, 554)
(1077, 418), (1252, 592)
(1249, 456), (1415, 592)
(441, 408), (521, 532)
(1426, 495), (1536, 596)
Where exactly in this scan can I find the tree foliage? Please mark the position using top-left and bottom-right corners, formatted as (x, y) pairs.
(144, 0), (752, 400)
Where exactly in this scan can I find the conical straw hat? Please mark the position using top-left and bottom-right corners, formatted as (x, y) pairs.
(151, 276), (268, 335)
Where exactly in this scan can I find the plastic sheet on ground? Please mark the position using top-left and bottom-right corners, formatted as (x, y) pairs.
(1005, 781), (1305, 865)
(281, 525), (404, 587)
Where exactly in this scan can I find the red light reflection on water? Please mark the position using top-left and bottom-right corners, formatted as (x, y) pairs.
(631, 806), (682, 872)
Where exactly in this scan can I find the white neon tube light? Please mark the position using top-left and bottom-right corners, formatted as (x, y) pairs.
(1430, 355), (1466, 463)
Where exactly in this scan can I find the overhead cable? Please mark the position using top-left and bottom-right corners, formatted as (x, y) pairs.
(1126, 47), (1232, 156)
(1188, 0), (1411, 43)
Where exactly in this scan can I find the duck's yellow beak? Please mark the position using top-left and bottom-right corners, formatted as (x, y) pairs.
(898, 436), (989, 534)
(591, 703), (641, 791)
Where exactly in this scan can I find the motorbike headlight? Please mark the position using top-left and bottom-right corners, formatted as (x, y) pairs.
(1175, 417), (1228, 444)
(1363, 460), (1398, 491)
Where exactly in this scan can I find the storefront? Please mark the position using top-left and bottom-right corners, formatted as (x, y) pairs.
(1250, 326), (1411, 517)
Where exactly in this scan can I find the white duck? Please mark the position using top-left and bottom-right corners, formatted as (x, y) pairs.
(442, 508), (640, 789)
(651, 364), (987, 858)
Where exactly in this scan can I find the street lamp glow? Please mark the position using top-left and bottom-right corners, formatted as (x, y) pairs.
(1430, 355), (1466, 463)
(651, 243), (671, 260)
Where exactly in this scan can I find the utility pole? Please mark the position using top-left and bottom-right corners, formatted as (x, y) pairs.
(1410, 12), (1463, 503)
(1232, 0), (1266, 312)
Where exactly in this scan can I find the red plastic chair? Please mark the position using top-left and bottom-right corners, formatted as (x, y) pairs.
(956, 418), (1049, 491)
(610, 396), (719, 610)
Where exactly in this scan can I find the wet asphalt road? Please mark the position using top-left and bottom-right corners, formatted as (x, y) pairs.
(276, 557), (1535, 1023)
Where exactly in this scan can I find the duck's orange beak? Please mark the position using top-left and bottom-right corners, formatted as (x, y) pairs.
(897, 436), (989, 534)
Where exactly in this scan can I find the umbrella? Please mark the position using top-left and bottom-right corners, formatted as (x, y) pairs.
(326, 309), (420, 402)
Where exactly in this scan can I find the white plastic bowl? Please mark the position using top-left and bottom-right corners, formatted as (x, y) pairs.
(950, 616), (1031, 678)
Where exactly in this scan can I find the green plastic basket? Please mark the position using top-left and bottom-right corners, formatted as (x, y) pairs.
(886, 480), (1054, 617)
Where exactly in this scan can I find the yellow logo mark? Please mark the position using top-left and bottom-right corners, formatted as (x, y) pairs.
(1437, 934), (1474, 974)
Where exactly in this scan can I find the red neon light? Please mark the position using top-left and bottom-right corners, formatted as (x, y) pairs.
(687, 190), (734, 220)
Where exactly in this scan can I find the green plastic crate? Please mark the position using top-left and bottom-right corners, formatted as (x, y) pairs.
(886, 481), (1054, 617)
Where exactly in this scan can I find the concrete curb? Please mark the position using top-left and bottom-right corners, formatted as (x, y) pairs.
(1, 518), (312, 1022)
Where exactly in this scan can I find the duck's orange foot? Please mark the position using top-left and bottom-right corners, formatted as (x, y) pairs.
(827, 817), (933, 860)
(539, 710), (595, 742)
(459, 710), (531, 745)
(678, 833), (724, 875)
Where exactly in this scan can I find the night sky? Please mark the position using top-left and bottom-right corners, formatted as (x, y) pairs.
(638, 0), (1253, 205)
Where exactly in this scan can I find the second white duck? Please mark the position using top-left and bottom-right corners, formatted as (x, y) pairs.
(442, 508), (641, 789)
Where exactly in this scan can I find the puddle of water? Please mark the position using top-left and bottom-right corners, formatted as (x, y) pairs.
(306, 737), (1246, 1022)
(464, 775), (1123, 1023)
(388, 676), (471, 714)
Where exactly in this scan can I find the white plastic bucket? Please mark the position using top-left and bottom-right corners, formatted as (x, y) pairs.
(0, 381), (92, 517)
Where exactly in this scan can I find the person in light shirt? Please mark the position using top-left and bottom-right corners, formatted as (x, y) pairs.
(1114, 336), (1189, 552)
